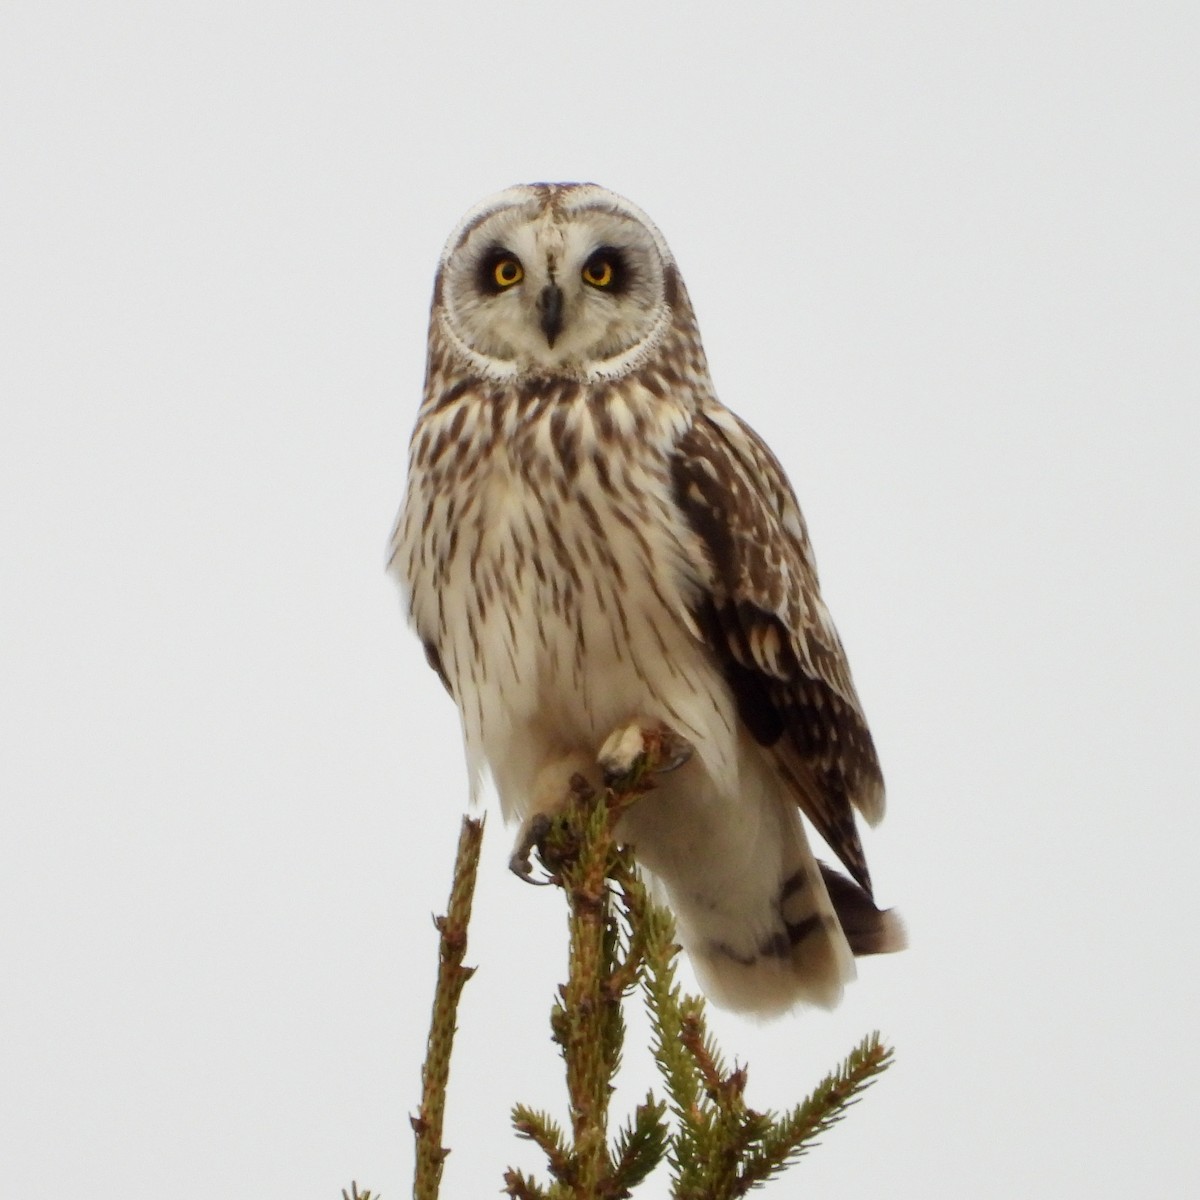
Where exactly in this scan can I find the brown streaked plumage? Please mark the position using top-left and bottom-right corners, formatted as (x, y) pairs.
(390, 183), (903, 1015)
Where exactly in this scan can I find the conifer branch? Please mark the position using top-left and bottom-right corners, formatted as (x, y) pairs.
(388, 743), (894, 1200)
(610, 1093), (670, 1193)
(511, 1104), (573, 1182)
(506, 754), (667, 1198)
(502, 1166), (551, 1200)
(411, 815), (484, 1200)
(634, 819), (894, 1199)
(737, 1032), (894, 1191)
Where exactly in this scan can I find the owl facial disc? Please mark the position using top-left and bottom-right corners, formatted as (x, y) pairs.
(435, 184), (675, 379)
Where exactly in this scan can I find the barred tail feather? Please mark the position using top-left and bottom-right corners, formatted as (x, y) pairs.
(673, 817), (856, 1016)
(609, 733), (902, 1018)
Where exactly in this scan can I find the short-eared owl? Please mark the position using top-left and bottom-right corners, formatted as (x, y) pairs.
(390, 184), (903, 1015)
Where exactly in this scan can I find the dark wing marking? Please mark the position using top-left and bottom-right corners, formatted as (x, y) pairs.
(671, 409), (884, 894)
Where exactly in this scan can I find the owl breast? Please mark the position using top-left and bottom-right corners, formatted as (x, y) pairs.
(396, 386), (739, 819)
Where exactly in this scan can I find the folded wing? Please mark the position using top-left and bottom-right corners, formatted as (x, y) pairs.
(670, 407), (885, 894)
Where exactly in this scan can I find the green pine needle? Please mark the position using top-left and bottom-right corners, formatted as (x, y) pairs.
(511, 1104), (573, 1181)
(739, 1032), (895, 1190)
(611, 1093), (671, 1191)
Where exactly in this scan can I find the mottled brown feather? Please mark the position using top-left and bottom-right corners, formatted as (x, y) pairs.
(671, 412), (884, 894)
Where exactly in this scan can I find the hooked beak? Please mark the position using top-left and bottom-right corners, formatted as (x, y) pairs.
(537, 283), (565, 347)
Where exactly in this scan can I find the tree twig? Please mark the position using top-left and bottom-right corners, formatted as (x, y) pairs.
(412, 815), (485, 1200)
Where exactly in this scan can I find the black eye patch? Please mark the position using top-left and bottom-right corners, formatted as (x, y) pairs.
(478, 246), (523, 294)
(581, 246), (630, 294)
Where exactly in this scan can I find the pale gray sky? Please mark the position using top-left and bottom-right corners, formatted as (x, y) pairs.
(2, 2), (1197, 1196)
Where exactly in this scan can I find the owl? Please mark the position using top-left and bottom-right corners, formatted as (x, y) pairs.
(390, 184), (903, 1016)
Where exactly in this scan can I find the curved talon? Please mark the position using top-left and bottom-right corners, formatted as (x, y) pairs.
(510, 861), (554, 886)
(509, 813), (554, 885)
(654, 730), (694, 775)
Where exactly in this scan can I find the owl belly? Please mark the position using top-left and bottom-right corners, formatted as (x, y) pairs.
(434, 461), (738, 820)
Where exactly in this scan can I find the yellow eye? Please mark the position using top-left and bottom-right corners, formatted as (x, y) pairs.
(582, 258), (614, 288)
(493, 258), (523, 288)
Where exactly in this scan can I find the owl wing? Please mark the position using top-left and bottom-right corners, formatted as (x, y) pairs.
(670, 407), (885, 895)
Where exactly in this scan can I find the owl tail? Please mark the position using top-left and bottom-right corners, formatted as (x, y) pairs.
(665, 812), (905, 1017)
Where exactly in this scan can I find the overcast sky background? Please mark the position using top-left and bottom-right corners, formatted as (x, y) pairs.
(2, 2), (1197, 1196)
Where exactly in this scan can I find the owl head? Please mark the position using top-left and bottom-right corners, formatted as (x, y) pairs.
(431, 184), (695, 382)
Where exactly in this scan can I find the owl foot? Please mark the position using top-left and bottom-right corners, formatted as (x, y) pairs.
(598, 720), (694, 788)
(508, 772), (596, 884)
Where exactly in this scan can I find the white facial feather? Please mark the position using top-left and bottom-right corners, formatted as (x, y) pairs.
(438, 188), (671, 379)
